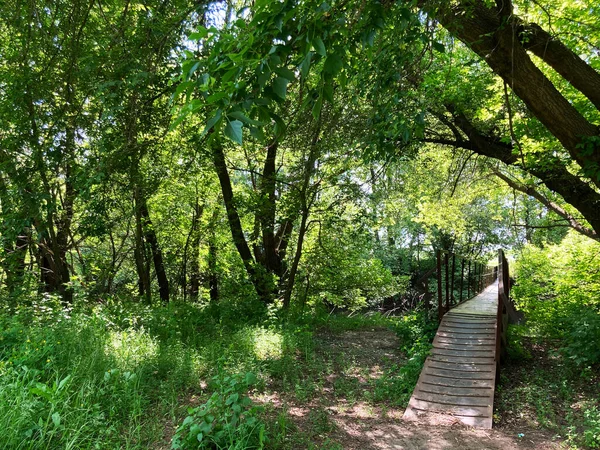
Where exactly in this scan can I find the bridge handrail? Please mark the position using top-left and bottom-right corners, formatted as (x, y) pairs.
(435, 250), (496, 321)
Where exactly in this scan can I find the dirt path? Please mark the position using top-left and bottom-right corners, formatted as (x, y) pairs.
(256, 328), (565, 450)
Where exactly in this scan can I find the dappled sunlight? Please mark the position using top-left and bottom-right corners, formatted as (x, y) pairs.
(250, 327), (284, 361)
(105, 328), (159, 370)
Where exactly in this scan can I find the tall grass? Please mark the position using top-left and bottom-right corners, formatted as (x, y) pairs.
(0, 292), (432, 449)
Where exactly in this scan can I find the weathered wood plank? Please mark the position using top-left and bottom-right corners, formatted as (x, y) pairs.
(421, 373), (495, 389)
(403, 280), (499, 429)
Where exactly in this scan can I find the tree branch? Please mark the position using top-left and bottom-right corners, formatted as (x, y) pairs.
(492, 169), (598, 241)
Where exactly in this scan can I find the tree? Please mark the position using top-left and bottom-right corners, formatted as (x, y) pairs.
(418, 0), (600, 238)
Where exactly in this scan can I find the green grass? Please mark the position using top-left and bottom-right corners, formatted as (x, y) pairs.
(0, 294), (435, 449)
(496, 327), (600, 449)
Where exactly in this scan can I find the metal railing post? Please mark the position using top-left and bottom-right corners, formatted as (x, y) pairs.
(467, 260), (471, 299)
(437, 250), (443, 321)
(450, 254), (456, 305)
(459, 257), (465, 304)
(445, 252), (450, 312)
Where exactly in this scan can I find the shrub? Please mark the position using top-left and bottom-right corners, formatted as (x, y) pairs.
(171, 371), (266, 449)
(512, 231), (600, 366)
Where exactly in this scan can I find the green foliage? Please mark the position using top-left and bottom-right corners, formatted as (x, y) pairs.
(512, 231), (600, 365)
(172, 371), (266, 450)
(374, 311), (436, 405)
(584, 406), (600, 449)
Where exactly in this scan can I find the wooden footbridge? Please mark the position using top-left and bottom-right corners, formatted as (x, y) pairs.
(403, 250), (523, 429)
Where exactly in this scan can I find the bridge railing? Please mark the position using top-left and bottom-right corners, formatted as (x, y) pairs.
(496, 249), (524, 367)
(435, 250), (497, 321)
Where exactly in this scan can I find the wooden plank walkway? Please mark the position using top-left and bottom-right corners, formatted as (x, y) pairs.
(403, 280), (499, 428)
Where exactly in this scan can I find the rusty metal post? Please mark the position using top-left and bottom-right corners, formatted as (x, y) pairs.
(450, 254), (456, 305)
(437, 250), (443, 321)
(445, 252), (450, 311)
(459, 257), (465, 304)
(496, 250), (504, 373)
(467, 260), (471, 299)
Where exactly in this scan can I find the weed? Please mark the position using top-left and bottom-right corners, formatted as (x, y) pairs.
(171, 370), (266, 449)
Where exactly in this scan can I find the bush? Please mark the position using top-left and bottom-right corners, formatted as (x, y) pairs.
(512, 231), (600, 366)
(172, 371), (266, 449)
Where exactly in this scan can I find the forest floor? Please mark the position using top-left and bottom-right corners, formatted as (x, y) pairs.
(246, 327), (566, 450)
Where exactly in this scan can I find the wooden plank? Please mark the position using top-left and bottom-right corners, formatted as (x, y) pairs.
(430, 348), (496, 359)
(414, 392), (492, 407)
(427, 360), (495, 372)
(436, 332), (495, 340)
(434, 340), (496, 348)
(417, 384), (492, 397)
(421, 373), (495, 389)
(431, 354), (496, 364)
(439, 324), (496, 330)
(437, 328), (495, 335)
(424, 366), (495, 379)
(408, 398), (491, 418)
(403, 280), (499, 429)
(433, 342), (495, 351)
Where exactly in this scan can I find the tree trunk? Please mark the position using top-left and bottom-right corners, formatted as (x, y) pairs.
(134, 187), (152, 303)
(428, 106), (600, 239)
(189, 200), (204, 301)
(212, 141), (274, 304)
(207, 208), (219, 303)
(259, 141), (282, 278)
(140, 199), (170, 303)
(283, 124), (321, 309)
(423, 0), (600, 185)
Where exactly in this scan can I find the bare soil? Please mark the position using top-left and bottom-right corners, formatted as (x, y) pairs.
(255, 328), (566, 450)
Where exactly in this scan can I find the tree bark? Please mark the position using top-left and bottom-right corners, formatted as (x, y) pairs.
(134, 187), (152, 303)
(207, 207), (219, 303)
(189, 200), (204, 301)
(283, 124), (321, 309)
(139, 199), (170, 303)
(212, 142), (274, 304)
(423, 0), (600, 185)
(518, 22), (600, 110)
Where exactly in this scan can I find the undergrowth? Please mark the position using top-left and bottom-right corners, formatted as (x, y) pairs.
(0, 293), (433, 449)
(505, 231), (600, 449)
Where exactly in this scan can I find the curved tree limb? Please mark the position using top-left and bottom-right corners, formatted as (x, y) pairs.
(491, 168), (598, 241)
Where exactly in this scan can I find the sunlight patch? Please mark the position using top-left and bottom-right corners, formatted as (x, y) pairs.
(251, 328), (283, 361)
(105, 328), (158, 369)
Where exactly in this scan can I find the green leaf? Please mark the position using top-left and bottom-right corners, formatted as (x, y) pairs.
(173, 81), (193, 102)
(226, 393), (239, 405)
(271, 112), (287, 137)
(188, 26), (208, 40)
(323, 83), (334, 103)
(196, 432), (204, 442)
(227, 111), (264, 126)
(207, 92), (228, 104)
(299, 52), (312, 80)
(201, 110), (222, 137)
(224, 120), (243, 144)
(58, 375), (70, 391)
(250, 126), (265, 142)
(312, 95), (323, 120)
(272, 77), (289, 100)
(313, 37), (326, 56)
(432, 42), (445, 53)
(275, 67), (296, 81)
(323, 53), (343, 76)
(244, 372), (257, 385)
(365, 29), (377, 47)
(257, 66), (271, 88)
(51, 412), (61, 427)
(222, 68), (239, 83)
